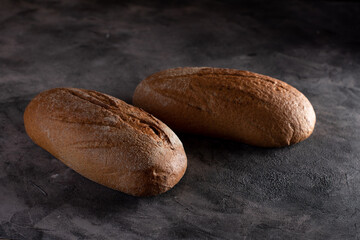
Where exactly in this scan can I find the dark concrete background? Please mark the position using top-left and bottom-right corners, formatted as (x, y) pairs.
(1, 0), (360, 239)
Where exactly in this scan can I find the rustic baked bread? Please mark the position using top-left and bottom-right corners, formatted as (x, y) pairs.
(24, 88), (187, 196)
(133, 67), (316, 147)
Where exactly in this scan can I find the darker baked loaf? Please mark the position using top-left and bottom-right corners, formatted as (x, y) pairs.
(24, 88), (187, 196)
(133, 67), (316, 147)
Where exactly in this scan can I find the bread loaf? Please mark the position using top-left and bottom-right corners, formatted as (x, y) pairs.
(133, 67), (316, 147)
(24, 88), (187, 196)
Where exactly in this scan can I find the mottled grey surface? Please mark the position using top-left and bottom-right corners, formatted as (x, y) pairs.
(1, 0), (360, 239)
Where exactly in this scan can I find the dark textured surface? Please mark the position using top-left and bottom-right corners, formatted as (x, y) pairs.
(1, 0), (360, 239)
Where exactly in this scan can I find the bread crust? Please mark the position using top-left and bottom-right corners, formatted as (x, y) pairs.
(24, 88), (187, 196)
(133, 67), (316, 147)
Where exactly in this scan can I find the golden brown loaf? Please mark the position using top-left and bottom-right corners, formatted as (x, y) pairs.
(24, 88), (187, 196)
(133, 67), (316, 147)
